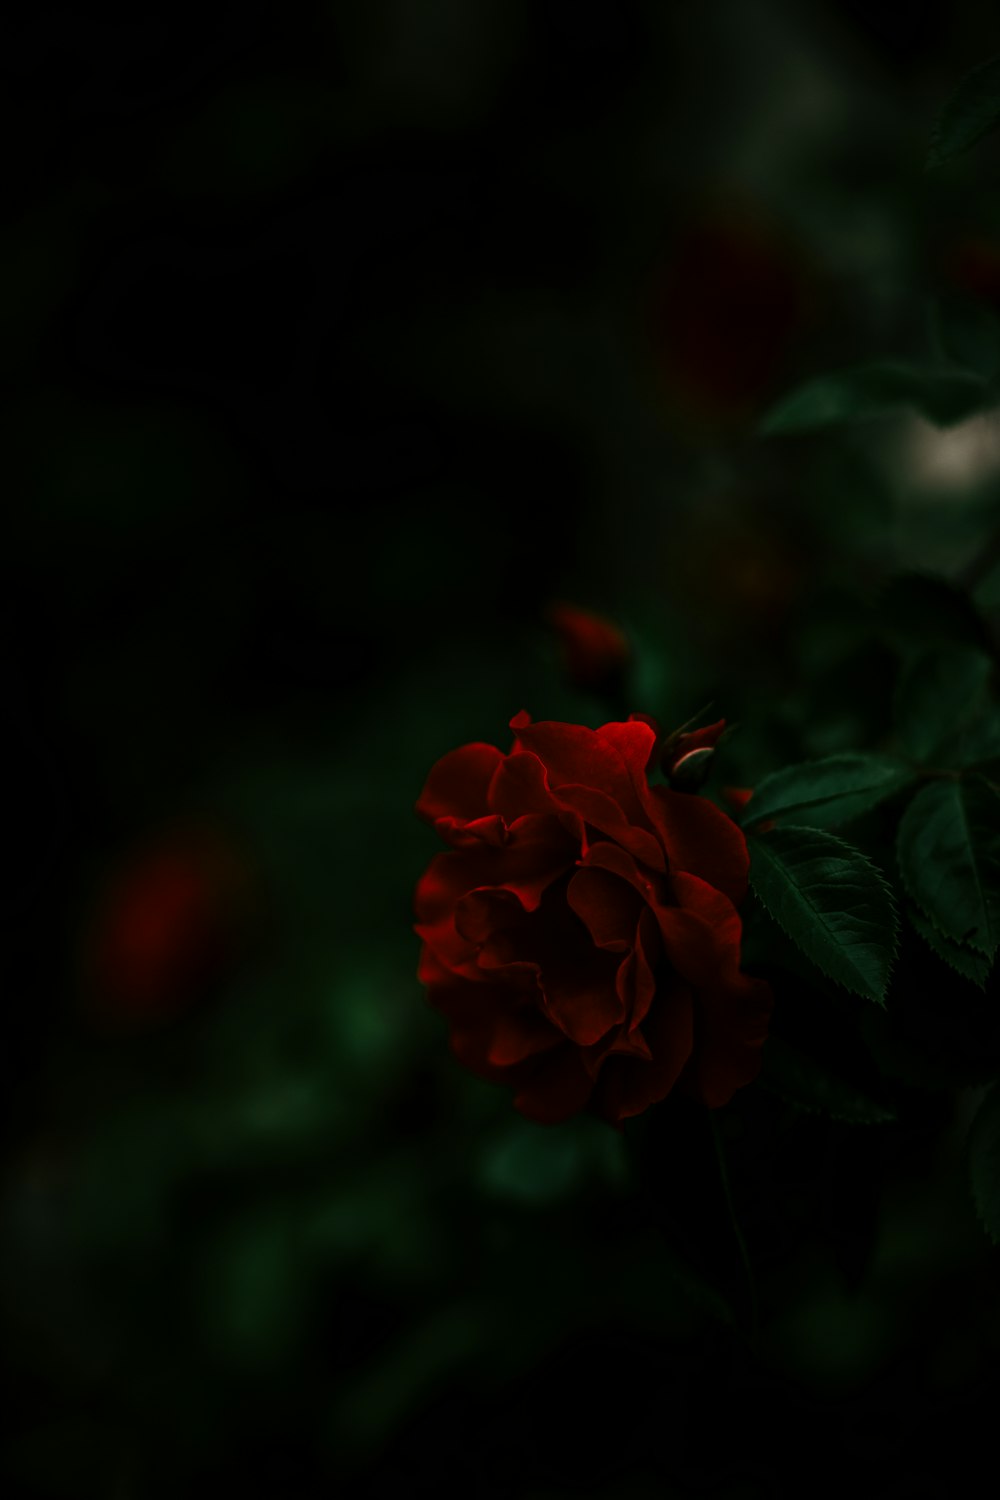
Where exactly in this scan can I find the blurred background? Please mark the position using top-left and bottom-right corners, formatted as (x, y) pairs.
(5, 2), (1000, 1495)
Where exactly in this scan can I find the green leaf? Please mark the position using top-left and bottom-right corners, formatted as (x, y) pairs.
(927, 294), (1000, 380)
(906, 903), (993, 988)
(759, 361), (988, 434)
(744, 752), (915, 830)
(897, 778), (1000, 956)
(928, 54), (1000, 169)
(759, 1035), (895, 1123)
(748, 826), (898, 1004)
(968, 1085), (1000, 1245)
(893, 644), (994, 763)
(954, 701), (1000, 771)
(974, 556), (1000, 613)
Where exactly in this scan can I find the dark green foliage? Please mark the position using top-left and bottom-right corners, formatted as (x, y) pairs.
(893, 644), (994, 763)
(957, 704), (1000, 772)
(10, 10), (1000, 1495)
(928, 295), (1000, 381)
(877, 574), (994, 655)
(743, 752), (914, 829)
(907, 902), (993, 988)
(759, 361), (989, 433)
(748, 826), (898, 1004)
(759, 1035), (895, 1124)
(927, 54), (1000, 168)
(897, 778), (1000, 956)
(478, 1116), (627, 1204)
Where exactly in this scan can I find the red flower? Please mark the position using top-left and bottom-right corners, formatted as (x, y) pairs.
(942, 235), (1000, 310)
(647, 203), (815, 429)
(414, 713), (772, 1125)
(659, 717), (728, 790)
(86, 829), (252, 1026)
(548, 603), (630, 693)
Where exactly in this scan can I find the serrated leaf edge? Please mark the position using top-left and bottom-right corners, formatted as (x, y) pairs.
(896, 780), (1000, 959)
(749, 825), (899, 1004)
(760, 1076), (895, 1125)
(745, 752), (915, 828)
(905, 904), (991, 991)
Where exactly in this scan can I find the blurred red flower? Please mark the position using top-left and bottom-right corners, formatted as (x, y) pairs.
(648, 202), (815, 429)
(414, 713), (771, 1125)
(85, 829), (252, 1026)
(548, 603), (630, 694)
(942, 234), (1000, 309)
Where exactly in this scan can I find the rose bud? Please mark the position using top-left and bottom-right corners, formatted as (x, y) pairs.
(83, 828), (253, 1028)
(414, 712), (772, 1126)
(659, 717), (728, 789)
(548, 603), (630, 695)
(667, 746), (716, 792)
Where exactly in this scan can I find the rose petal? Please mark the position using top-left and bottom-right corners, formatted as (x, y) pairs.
(581, 1012), (655, 1081)
(414, 853), (484, 980)
(453, 889), (545, 985)
(690, 972), (773, 1107)
(619, 906), (661, 1032)
(488, 752), (558, 821)
(654, 872), (743, 987)
(414, 820), (574, 954)
(539, 963), (625, 1047)
(553, 783), (666, 869)
(453, 886), (523, 946)
(642, 786), (749, 905)
(594, 719), (660, 792)
(592, 982), (694, 1124)
(431, 975), (564, 1069)
(417, 743), (504, 827)
(433, 813), (509, 849)
(416, 941), (457, 991)
(512, 1045), (596, 1124)
(489, 751), (588, 849)
(580, 840), (669, 909)
(566, 866), (642, 951)
(484, 1009), (566, 1068)
(509, 716), (646, 822)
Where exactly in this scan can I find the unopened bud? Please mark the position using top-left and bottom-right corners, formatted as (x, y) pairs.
(668, 745), (716, 791)
(660, 717), (727, 779)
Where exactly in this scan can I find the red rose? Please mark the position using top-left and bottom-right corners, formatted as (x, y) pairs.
(548, 603), (630, 694)
(414, 712), (772, 1125)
